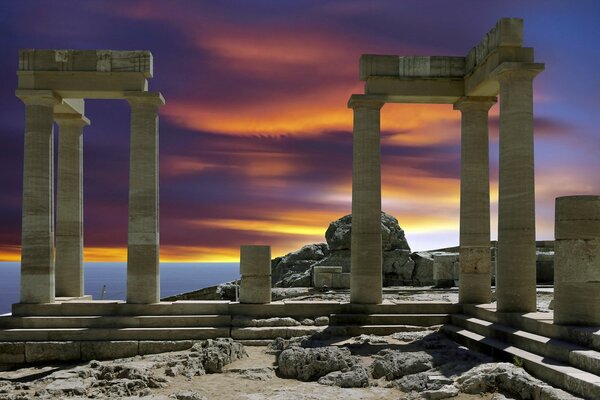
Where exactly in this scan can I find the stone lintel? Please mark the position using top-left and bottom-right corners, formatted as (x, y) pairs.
(15, 89), (61, 106)
(347, 94), (384, 109)
(365, 77), (464, 104)
(453, 96), (497, 111)
(465, 18), (524, 73)
(19, 49), (153, 77)
(124, 91), (166, 107)
(17, 71), (149, 98)
(489, 62), (545, 81)
(464, 47), (536, 96)
(360, 55), (465, 81)
(54, 113), (91, 126)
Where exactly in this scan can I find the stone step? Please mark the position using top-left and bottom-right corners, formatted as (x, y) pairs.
(463, 304), (600, 352)
(330, 313), (449, 326)
(11, 300), (460, 317)
(11, 301), (231, 317)
(230, 326), (324, 340)
(0, 315), (231, 329)
(0, 327), (230, 341)
(451, 314), (600, 376)
(441, 324), (600, 399)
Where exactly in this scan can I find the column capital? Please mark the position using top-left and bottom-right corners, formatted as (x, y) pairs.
(492, 62), (545, 83)
(54, 113), (91, 127)
(347, 95), (384, 110)
(125, 91), (165, 108)
(453, 96), (497, 112)
(15, 89), (61, 107)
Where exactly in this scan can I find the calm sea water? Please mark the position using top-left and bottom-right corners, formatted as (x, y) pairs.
(0, 262), (240, 314)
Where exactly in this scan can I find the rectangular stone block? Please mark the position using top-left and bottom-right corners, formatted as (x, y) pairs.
(139, 340), (193, 355)
(0, 342), (25, 364)
(25, 341), (80, 363)
(313, 266), (343, 287)
(332, 273), (351, 289)
(81, 341), (138, 361)
(433, 253), (458, 287)
(239, 276), (271, 304)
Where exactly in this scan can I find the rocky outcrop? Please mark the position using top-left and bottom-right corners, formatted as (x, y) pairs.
(277, 346), (359, 381)
(371, 350), (434, 380)
(271, 212), (415, 287)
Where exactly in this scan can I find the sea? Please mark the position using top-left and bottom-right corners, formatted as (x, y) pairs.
(0, 262), (240, 314)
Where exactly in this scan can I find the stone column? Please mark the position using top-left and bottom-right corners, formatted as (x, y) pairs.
(125, 92), (165, 304)
(348, 97), (384, 304)
(16, 90), (59, 303)
(554, 196), (600, 325)
(454, 97), (496, 304)
(239, 245), (271, 304)
(495, 65), (543, 312)
(55, 114), (89, 298)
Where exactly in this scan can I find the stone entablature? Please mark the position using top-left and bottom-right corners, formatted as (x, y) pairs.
(19, 49), (152, 76)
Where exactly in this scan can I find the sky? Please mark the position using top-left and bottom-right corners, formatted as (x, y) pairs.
(0, 0), (599, 262)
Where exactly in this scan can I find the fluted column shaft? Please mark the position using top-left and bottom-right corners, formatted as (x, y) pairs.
(454, 97), (496, 304)
(55, 114), (89, 298)
(349, 98), (383, 304)
(17, 90), (59, 303)
(126, 92), (164, 304)
(496, 67), (542, 312)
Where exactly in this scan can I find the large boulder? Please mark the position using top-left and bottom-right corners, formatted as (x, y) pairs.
(271, 212), (416, 287)
(325, 212), (410, 251)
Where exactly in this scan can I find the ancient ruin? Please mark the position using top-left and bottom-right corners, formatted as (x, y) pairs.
(1, 18), (599, 399)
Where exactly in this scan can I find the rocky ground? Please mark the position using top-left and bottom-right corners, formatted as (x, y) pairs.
(0, 326), (579, 400)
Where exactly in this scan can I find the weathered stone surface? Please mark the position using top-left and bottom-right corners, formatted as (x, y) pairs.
(81, 341), (138, 361)
(0, 342), (25, 364)
(314, 316), (330, 326)
(422, 384), (459, 400)
(138, 340), (193, 355)
(317, 365), (369, 388)
(25, 341), (80, 363)
(46, 378), (88, 396)
(371, 350), (434, 380)
(172, 391), (207, 400)
(191, 338), (247, 373)
(456, 362), (578, 399)
(232, 316), (301, 327)
(277, 346), (358, 381)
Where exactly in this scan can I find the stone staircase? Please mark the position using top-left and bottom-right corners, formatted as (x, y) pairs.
(441, 304), (600, 399)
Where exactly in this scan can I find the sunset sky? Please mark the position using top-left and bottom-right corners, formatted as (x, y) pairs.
(0, 1), (599, 262)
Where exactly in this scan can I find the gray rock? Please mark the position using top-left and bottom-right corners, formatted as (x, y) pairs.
(277, 346), (358, 381)
(191, 338), (248, 373)
(317, 365), (369, 388)
(422, 384), (459, 400)
(382, 249), (415, 285)
(45, 378), (88, 396)
(371, 350), (434, 380)
(216, 281), (238, 300)
(272, 243), (329, 286)
(172, 391), (207, 400)
(326, 212), (410, 252)
(411, 252), (435, 285)
(301, 318), (315, 326)
(314, 316), (329, 326)
(456, 362), (579, 399)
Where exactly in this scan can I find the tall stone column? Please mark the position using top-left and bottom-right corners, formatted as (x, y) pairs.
(16, 90), (59, 303)
(495, 65), (543, 312)
(55, 114), (89, 298)
(454, 97), (496, 304)
(125, 92), (165, 304)
(348, 97), (384, 304)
